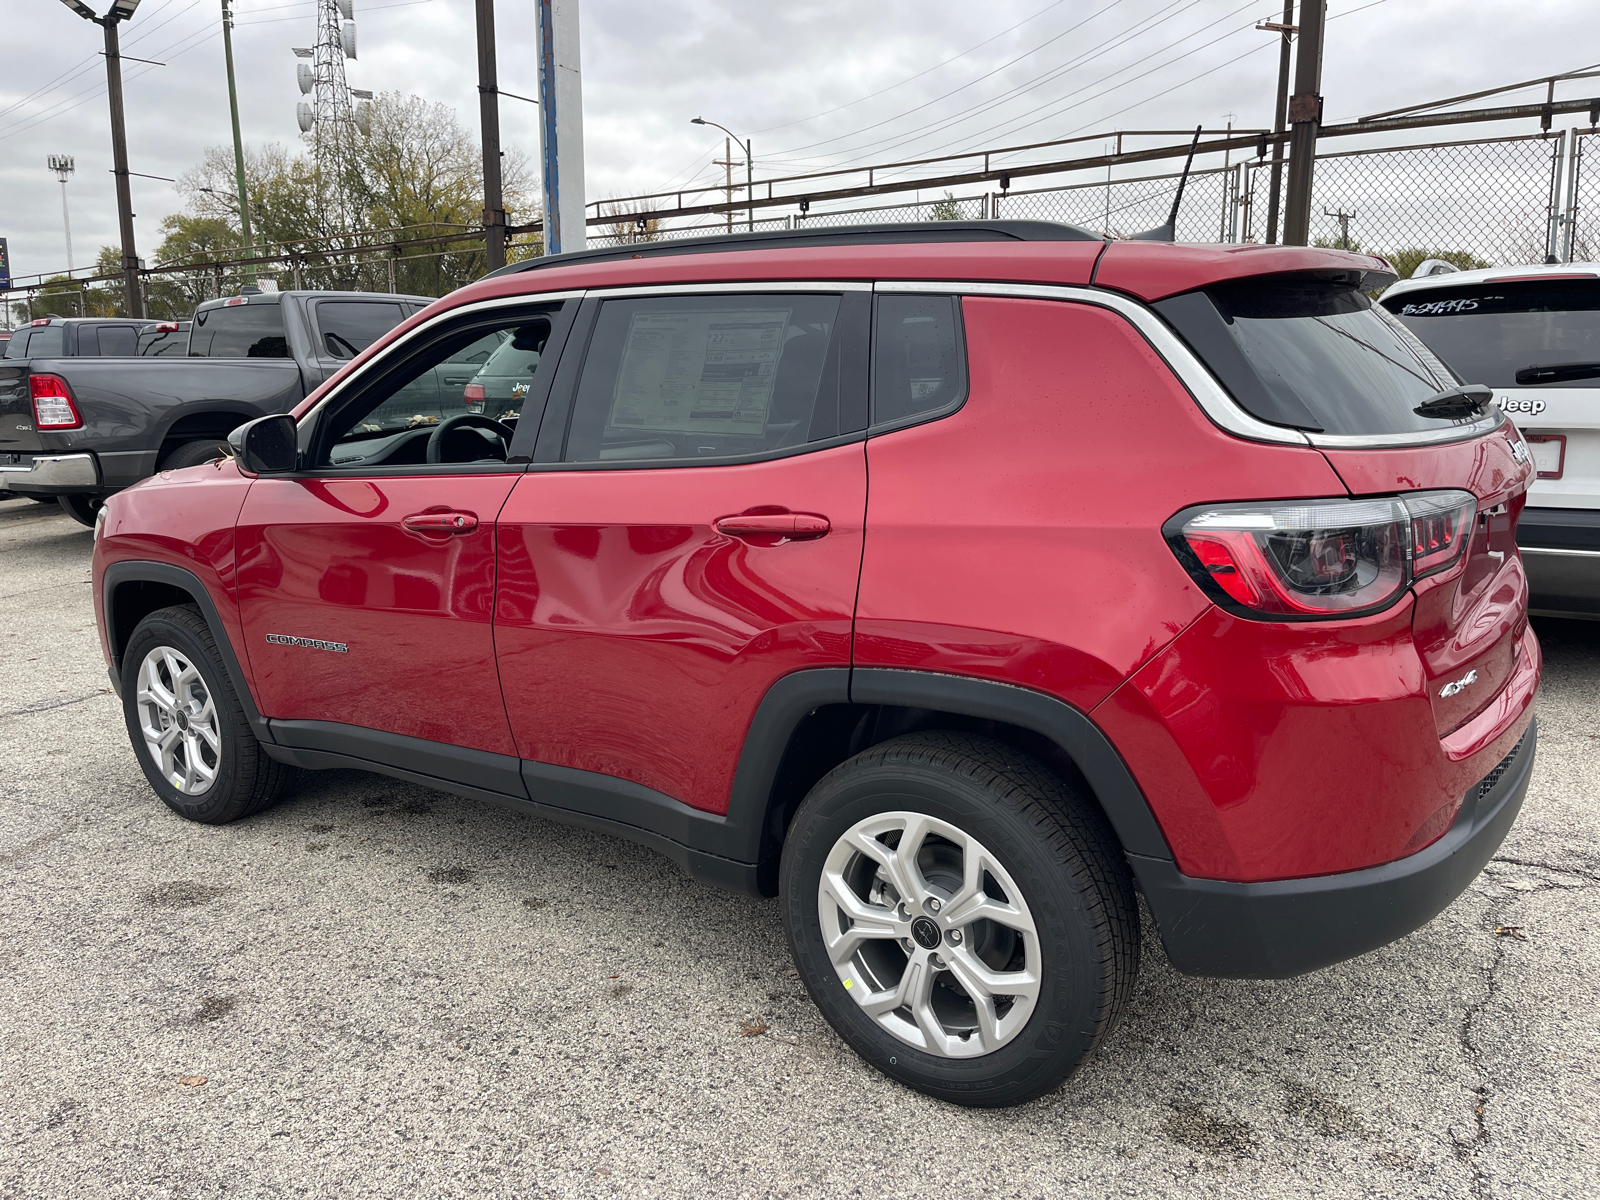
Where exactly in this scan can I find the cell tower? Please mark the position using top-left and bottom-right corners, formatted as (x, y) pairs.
(48, 155), (76, 272)
(292, 0), (370, 137)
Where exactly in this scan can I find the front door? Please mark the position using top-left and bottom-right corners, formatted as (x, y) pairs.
(235, 301), (569, 756)
(495, 288), (870, 814)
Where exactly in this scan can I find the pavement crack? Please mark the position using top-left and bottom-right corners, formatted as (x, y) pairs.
(0, 821), (77, 866)
(1489, 854), (1600, 886)
(0, 690), (112, 721)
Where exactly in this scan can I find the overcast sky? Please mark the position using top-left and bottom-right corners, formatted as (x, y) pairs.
(1, 0), (1595, 280)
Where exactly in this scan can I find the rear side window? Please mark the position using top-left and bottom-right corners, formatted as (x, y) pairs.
(873, 295), (967, 426)
(1382, 279), (1600, 390)
(189, 304), (288, 358)
(316, 301), (406, 359)
(563, 292), (851, 464)
(1156, 275), (1462, 436)
(92, 326), (138, 356)
(3, 331), (28, 358)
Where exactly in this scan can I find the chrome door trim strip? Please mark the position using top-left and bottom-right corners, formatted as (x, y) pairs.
(875, 279), (1512, 451)
(1520, 546), (1600, 557)
(587, 280), (873, 297)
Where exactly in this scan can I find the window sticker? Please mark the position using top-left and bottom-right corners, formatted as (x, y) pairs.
(609, 308), (791, 436)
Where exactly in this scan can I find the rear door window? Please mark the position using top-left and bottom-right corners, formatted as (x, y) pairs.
(873, 295), (968, 427)
(1156, 274), (1464, 436)
(24, 326), (64, 357)
(189, 304), (289, 358)
(1381, 278), (1600, 389)
(561, 292), (857, 464)
(315, 301), (407, 360)
(4, 330), (28, 358)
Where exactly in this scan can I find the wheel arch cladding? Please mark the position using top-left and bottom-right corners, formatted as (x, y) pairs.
(102, 561), (272, 742)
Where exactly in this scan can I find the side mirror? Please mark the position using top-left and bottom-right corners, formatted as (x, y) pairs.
(228, 414), (299, 474)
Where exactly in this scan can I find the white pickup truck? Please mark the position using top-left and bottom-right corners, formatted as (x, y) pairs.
(1382, 262), (1600, 619)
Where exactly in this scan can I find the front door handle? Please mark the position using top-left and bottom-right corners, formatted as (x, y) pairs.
(403, 510), (479, 535)
(715, 512), (830, 541)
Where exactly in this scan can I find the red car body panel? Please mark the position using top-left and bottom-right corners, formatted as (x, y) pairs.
(232, 474), (521, 756)
(494, 445), (867, 814)
(854, 297), (1349, 711)
(94, 460), (256, 685)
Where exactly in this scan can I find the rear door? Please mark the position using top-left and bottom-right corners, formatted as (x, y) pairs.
(494, 287), (870, 815)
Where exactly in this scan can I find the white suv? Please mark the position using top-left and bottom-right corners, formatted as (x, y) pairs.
(1383, 262), (1600, 618)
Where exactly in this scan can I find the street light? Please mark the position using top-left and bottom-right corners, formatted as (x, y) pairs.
(691, 117), (752, 233)
(56, 0), (145, 316)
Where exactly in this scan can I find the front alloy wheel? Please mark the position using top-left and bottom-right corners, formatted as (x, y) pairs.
(819, 811), (1041, 1058)
(135, 644), (222, 795)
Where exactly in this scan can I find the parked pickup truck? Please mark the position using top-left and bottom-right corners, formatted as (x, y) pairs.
(0, 290), (430, 524)
(3, 316), (154, 360)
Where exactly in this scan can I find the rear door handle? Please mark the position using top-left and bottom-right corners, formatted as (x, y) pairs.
(715, 512), (830, 541)
(403, 510), (479, 534)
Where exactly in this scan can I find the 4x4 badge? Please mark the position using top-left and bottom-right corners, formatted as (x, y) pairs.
(1439, 669), (1478, 699)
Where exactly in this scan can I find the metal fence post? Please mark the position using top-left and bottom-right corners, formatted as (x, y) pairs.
(1546, 130), (1569, 263)
(1563, 128), (1582, 262)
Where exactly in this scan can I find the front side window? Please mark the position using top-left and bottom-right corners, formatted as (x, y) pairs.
(563, 293), (846, 463)
(316, 301), (407, 360)
(189, 304), (288, 358)
(873, 295), (967, 426)
(312, 310), (556, 470)
(1382, 279), (1600, 390)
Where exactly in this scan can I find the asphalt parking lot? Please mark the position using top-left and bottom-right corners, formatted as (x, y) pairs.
(1, 492), (1596, 1200)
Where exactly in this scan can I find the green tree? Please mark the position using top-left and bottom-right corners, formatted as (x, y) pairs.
(925, 191), (964, 222)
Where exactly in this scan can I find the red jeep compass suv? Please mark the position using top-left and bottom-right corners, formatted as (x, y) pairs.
(91, 223), (1540, 1106)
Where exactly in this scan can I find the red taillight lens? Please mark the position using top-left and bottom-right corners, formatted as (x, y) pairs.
(1167, 490), (1476, 620)
(462, 383), (486, 413)
(154, 321), (180, 333)
(29, 374), (83, 429)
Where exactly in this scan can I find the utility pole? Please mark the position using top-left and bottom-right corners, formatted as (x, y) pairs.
(48, 155), (76, 272)
(692, 117), (752, 234)
(1259, 1), (1296, 244)
(475, 0), (506, 271)
(535, 0), (586, 255)
(720, 137), (733, 233)
(1281, 0), (1325, 246)
(221, 0), (256, 283)
(1323, 206), (1355, 249)
(59, 0), (145, 316)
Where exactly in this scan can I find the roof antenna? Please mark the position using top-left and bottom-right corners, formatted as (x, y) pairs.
(1130, 125), (1202, 242)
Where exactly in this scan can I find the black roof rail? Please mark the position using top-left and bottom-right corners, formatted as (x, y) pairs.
(485, 220), (1104, 279)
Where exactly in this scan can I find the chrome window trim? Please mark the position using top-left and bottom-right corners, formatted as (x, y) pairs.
(586, 280), (873, 298)
(1520, 546), (1600, 558)
(301, 288), (586, 423)
(874, 279), (1309, 447)
(876, 279), (1512, 450)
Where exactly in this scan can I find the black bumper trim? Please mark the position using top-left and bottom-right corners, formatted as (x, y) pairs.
(1135, 719), (1537, 979)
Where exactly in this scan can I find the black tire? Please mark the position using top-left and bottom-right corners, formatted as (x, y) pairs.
(158, 439), (230, 471)
(121, 604), (292, 824)
(57, 494), (103, 527)
(780, 732), (1139, 1107)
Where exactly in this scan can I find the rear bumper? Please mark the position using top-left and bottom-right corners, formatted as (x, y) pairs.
(0, 452), (99, 494)
(1520, 508), (1600, 617)
(1134, 719), (1535, 979)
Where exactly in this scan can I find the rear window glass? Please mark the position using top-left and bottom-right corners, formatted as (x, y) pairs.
(1382, 278), (1600, 390)
(1156, 276), (1464, 436)
(316, 301), (406, 359)
(189, 304), (288, 358)
(3, 331), (28, 358)
(93, 326), (138, 356)
(23, 326), (64, 357)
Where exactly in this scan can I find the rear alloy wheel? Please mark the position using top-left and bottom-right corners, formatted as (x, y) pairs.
(158, 439), (231, 472)
(781, 732), (1139, 1107)
(121, 604), (291, 823)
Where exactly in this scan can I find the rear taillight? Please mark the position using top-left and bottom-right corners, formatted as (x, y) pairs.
(1167, 490), (1476, 619)
(29, 374), (83, 429)
(462, 383), (486, 413)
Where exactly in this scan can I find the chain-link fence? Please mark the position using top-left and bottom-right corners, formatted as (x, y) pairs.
(1570, 130), (1598, 261)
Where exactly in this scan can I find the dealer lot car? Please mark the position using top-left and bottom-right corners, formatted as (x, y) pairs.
(92, 223), (1540, 1106)
(1382, 262), (1600, 618)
